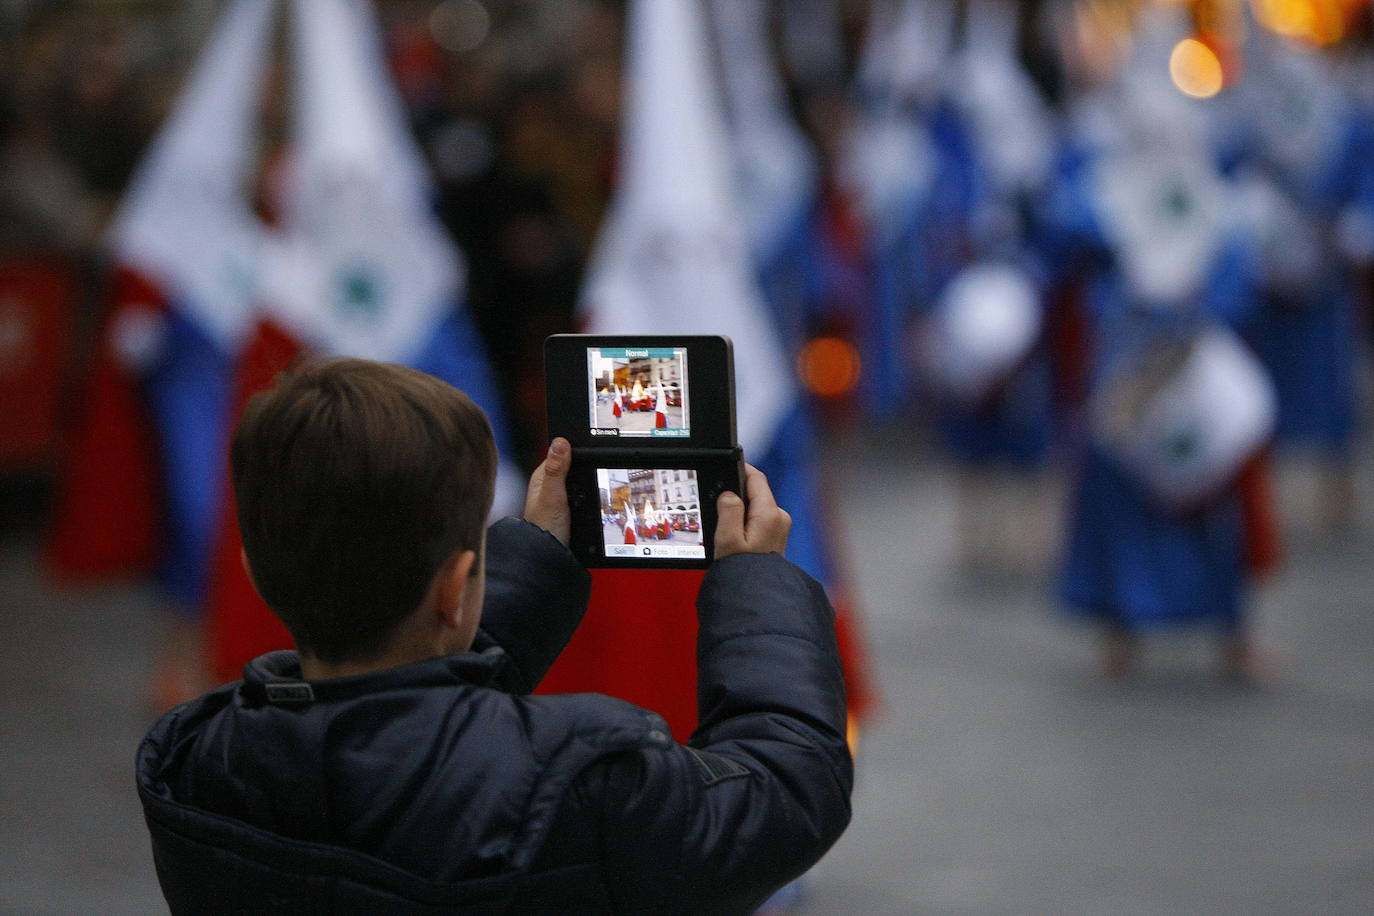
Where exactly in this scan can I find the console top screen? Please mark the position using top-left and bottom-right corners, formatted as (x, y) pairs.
(586, 347), (690, 440)
(545, 334), (736, 450)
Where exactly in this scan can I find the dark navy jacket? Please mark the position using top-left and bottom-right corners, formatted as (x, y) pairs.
(137, 518), (852, 914)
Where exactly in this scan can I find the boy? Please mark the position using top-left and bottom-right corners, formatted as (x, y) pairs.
(137, 358), (852, 914)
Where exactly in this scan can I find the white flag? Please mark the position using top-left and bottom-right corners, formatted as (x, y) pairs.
(111, 0), (275, 353)
(839, 0), (954, 247)
(708, 0), (817, 266)
(855, 0), (956, 103)
(1094, 326), (1276, 510)
(270, 0), (519, 516)
(949, 0), (1055, 198)
(924, 261), (1042, 404)
(1240, 29), (1344, 187)
(581, 0), (791, 458)
(267, 0), (463, 363)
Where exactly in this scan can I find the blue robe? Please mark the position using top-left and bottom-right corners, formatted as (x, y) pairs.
(1235, 116), (1372, 454)
(864, 101), (978, 417)
(886, 100), (1054, 467)
(1046, 148), (1259, 632)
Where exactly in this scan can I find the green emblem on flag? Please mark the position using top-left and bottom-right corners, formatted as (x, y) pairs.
(1164, 429), (1199, 464)
(1162, 183), (1192, 222)
(337, 261), (383, 321)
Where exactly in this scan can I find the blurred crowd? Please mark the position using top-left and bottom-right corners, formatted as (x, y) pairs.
(0, 0), (1066, 478)
(2, 1), (1373, 653)
(2, 0), (1371, 464)
(0, 0), (622, 473)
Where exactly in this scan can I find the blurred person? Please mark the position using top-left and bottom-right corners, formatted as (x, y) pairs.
(828, 1), (1059, 574)
(1228, 32), (1372, 534)
(0, 96), (104, 256)
(45, 0), (521, 712)
(416, 16), (608, 465)
(433, 139), (585, 466)
(506, 69), (618, 252)
(0, 14), (117, 255)
(40, 0), (286, 713)
(710, 0), (820, 346)
(1042, 7), (1280, 680)
(380, 0), (450, 121)
(709, 0), (865, 444)
(782, 82), (877, 430)
(408, 33), (574, 468)
(48, 15), (154, 208)
(704, 1), (880, 749)
(914, 0), (1060, 574)
(837, 0), (970, 421)
(137, 359), (852, 914)
(538, 18), (875, 892)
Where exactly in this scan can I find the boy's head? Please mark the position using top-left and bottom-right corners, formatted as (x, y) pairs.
(231, 358), (497, 665)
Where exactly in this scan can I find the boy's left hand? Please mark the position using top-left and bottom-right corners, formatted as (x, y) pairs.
(523, 437), (572, 546)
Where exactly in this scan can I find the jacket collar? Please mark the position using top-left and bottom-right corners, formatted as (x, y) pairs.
(239, 645), (512, 707)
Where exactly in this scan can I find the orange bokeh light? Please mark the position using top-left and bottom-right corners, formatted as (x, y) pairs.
(1169, 37), (1225, 98)
(1251, 0), (1349, 46)
(798, 337), (862, 399)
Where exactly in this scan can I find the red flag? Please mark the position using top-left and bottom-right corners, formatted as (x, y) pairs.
(1236, 450), (1282, 578)
(542, 569), (874, 742)
(0, 258), (77, 473)
(540, 570), (702, 738)
(45, 268), (164, 581)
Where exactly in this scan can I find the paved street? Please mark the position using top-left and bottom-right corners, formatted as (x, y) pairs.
(1, 426), (1372, 914)
(593, 400), (686, 433)
(602, 519), (703, 545)
(802, 429), (1374, 916)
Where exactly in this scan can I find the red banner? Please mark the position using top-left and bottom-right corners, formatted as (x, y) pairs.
(0, 258), (77, 471)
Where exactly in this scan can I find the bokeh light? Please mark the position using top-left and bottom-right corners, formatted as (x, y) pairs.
(1169, 37), (1225, 99)
(798, 336), (863, 399)
(429, 0), (491, 55)
(1251, 0), (1349, 46)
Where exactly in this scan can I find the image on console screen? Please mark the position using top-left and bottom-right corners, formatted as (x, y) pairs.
(587, 347), (689, 438)
(597, 468), (705, 560)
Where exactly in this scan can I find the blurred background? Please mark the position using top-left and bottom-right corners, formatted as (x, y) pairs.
(1, 0), (1372, 913)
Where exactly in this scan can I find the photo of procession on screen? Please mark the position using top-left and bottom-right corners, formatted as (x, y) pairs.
(587, 347), (690, 438)
(597, 468), (705, 560)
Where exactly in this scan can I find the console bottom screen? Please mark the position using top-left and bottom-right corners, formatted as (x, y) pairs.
(596, 468), (706, 560)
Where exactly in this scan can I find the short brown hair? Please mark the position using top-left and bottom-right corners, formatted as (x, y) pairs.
(231, 358), (496, 663)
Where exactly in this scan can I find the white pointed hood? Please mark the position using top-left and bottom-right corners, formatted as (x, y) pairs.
(581, 0), (791, 458)
(266, 0), (464, 363)
(111, 0), (276, 353)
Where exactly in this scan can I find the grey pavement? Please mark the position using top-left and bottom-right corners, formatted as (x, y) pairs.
(1, 427), (1372, 914)
(803, 429), (1374, 916)
(593, 401), (686, 433)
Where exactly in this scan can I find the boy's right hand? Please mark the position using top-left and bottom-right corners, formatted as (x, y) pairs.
(714, 464), (791, 558)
